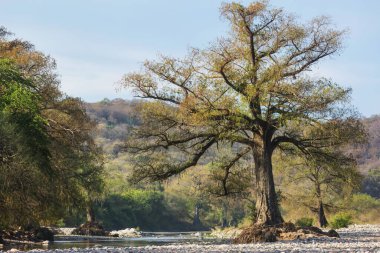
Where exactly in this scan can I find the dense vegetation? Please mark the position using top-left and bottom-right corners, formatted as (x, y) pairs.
(0, 27), (103, 230)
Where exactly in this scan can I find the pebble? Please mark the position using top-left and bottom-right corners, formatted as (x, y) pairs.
(2, 224), (380, 252)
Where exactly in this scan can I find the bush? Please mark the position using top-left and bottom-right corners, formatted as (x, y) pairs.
(238, 217), (254, 228)
(295, 217), (313, 227)
(330, 213), (352, 229)
(350, 193), (380, 212)
(343, 193), (380, 224)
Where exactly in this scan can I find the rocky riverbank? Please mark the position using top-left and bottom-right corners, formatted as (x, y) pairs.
(1, 224), (380, 252)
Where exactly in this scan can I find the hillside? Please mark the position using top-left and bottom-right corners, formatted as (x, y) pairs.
(86, 98), (380, 175)
(349, 116), (380, 173)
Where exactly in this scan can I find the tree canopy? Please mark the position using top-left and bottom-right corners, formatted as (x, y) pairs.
(121, 1), (366, 225)
(0, 26), (104, 228)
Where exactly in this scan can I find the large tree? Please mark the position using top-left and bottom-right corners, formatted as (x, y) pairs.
(121, 2), (365, 225)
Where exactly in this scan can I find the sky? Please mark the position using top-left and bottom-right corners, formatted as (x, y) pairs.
(1, 0), (380, 116)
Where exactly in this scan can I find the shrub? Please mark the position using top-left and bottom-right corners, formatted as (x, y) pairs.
(330, 213), (352, 229)
(350, 193), (380, 212)
(295, 217), (313, 227)
(238, 217), (254, 228)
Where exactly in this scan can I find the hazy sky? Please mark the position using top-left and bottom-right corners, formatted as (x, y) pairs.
(1, 0), (379, 116)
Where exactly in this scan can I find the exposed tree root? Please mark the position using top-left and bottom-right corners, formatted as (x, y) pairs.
(233, 222), (339, 244)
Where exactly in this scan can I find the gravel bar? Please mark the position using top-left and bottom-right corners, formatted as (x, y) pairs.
(2, 225), (380, 253)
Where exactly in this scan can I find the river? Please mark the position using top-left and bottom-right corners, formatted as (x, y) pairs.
(2, 231), (223, 251)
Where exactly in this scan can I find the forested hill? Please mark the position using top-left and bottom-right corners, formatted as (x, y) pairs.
(86, 98), (140, 126)
(349, 116), (380, 173)
(86, 98), (380, 175)
(85, 98), (139, 155)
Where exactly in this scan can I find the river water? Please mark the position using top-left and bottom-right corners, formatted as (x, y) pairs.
(3, 231), (222, 251)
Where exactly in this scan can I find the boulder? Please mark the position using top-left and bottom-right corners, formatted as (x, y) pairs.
(326, 229), (340, 238)
(33, 227), (54, 241)
(109, 228), (141, 238)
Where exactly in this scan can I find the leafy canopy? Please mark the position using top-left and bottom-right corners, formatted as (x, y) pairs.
(122, 1), (365, 183)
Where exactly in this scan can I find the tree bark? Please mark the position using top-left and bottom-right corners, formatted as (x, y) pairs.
(221, 202), (228, 228)
(254, 142), (283, 225)
(86, 202), (96, 223)
(315, 180), (328, 227)
(192, 203), (201, 227)
(318, 201), (328, 227)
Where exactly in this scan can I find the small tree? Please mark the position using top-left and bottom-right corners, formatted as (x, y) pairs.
(121, 1), (365, 225)
(280, 150), (361, 227)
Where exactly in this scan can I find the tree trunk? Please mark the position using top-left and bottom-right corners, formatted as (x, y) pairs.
(254, 143), (283, 225)
(221, 202), (228, 228)
(318, 201), (328, 227)
(86, 202), (96, 223)
(315, 180), (328, 227)
(192, 203), (201, 227)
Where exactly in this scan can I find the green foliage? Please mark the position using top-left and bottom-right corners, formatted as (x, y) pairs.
(0, 59), (53, 226)
(330, 213), (352, 229)
(95, 190), (191, 231)
(295, 217), (314, 227)
(350, 193), (380, 212)
(362, 169), (380, 198)
(238, 217), (254, 228)
(345, 193), (380, 224)
(0, 30), (104, 229)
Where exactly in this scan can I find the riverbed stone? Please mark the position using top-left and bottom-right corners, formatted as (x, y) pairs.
(34, 227), (54, 241)
(326, 229), (340, 238)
